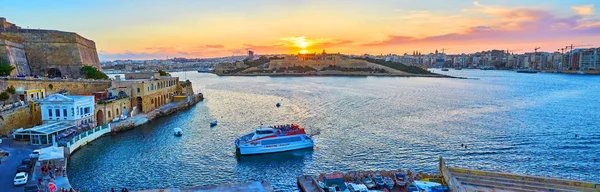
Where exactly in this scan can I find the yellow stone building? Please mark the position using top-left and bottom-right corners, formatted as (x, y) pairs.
(110, 72), (181, 114)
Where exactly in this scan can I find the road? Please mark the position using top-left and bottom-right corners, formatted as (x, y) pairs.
(0, 138), (37, 192)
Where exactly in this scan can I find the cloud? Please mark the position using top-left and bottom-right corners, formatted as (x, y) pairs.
(200, 44), (225, 49)
(364, 2), (600, 48)
(572, 5), (595, 15)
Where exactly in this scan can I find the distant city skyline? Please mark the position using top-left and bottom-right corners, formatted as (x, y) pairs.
(2, 0), (600, 60)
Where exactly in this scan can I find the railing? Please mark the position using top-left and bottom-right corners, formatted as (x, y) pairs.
(66, 124), (111, 154)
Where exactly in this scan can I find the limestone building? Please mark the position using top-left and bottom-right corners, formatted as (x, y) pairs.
(0, 17), (102, 78)
(111, 72), (181, 114)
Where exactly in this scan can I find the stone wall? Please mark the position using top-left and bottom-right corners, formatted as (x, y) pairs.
(0, 104), (42, 135)
(0, 79), (111, 95)
(0, 39), (30, 76)
(0, 29), (101, 78)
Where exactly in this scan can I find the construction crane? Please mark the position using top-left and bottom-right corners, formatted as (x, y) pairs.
(532, 47), (541, 70)
(440, 48), (450, 54)
(565, 44), (593, 69)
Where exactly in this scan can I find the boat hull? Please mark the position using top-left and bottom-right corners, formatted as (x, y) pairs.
(516, 71), (537, 73)
(237, 139), (314, 155)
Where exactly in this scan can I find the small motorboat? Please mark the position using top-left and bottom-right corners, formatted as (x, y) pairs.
(394, 172), (407, 187)
(276, 102), (281, 107)
(454, 67), (462, 70)
(373, 174), (385, 188)
(441, 68), (449, 71)
(407, 183), (419, 192)
(173, 127), (183, 137)
(210, 120), (218, 126)
(384, 177), (395, 189)
(362, 177), (376, 189)
(414, 181), (445, 192)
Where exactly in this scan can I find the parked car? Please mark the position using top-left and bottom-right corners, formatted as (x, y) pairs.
(29, 149), (41, 159)
(21, 158), (32, 166)
(14, 172), (28, 185)
(24, 185), (39, 192)
(16, 165), (30, 173)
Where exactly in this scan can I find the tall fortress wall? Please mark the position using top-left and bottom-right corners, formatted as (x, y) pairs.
(0, 17), (101, 78)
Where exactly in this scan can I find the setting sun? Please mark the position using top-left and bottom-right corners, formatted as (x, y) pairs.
(299, 50), (308, 54)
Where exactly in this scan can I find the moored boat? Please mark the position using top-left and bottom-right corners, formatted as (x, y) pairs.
(407, 183), (419, 192)
(276, 102), (281, 107)
(362, 177), (376, 189)
(235, 124), (314, 155)
(373, 174), (385, 188)
(210, 120), (218, 126)
(394, 172), (407, 187)
(441, 68), (449, 71)
(413, 180), (445, 192)
(383, 177), (395, 189)
(516, 68), (538, 73)
(173, 127), (183, 137)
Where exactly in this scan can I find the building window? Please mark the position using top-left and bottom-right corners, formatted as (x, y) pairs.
(56, 109), (61, 117)
(80, 108), (83, 115)
(63, 109), (67, 118)
(108, 111), (111, 118)
(48, 109), (53, 117)
(137, 88), (140, 93)
(116, 108), (119, 115)
(72, 108), (74, 116)
(84, 107), (89, 114)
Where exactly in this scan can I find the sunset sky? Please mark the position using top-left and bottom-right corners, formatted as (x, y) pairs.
(2, 0), (600, 60)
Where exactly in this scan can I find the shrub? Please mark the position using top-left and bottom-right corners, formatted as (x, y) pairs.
(0, 61), (15, 76)
(158, 70), (169, 76)
(81, 66), (108, 80)
(0, 92), (9, 101)
(6, 85), (16, 94)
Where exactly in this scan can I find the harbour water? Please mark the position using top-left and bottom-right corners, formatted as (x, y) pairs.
(68, 70), (600, 191)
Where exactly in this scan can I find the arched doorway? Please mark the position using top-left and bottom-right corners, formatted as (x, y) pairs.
(46, 68), (62, 78)
(96, 110), (105, 125)
(137, 97), (143, 113)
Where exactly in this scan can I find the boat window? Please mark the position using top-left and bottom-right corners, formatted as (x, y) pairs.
(261, 136), (302, 145)
(256, 130), (274, 134)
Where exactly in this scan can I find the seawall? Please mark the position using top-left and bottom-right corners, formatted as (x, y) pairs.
(111, 93), (203, 133)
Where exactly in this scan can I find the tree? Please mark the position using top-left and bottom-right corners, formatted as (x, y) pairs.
(6, 85), (16, 94)
(0, 61), (15, 76)
(158, 70), (168, 76)
(0, 92), (9, 101)
(81, 66), (108, 80)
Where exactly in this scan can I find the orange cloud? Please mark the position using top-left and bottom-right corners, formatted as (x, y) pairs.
(571, 5), (595, 15)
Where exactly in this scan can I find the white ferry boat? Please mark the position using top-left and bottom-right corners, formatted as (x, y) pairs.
(235, 124), (314, 155)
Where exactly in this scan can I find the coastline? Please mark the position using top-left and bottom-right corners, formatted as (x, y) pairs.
(110, 93), (204, 133)
(216, 72), (465, 79)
